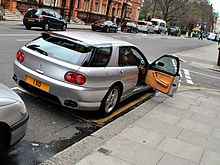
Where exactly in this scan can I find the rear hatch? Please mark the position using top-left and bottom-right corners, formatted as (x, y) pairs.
(23, 9), (42, 22)
(19, 33), (93, 83)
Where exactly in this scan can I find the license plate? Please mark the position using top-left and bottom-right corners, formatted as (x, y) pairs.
(25, 75), (49, 92)
(28, 19), (35, 22)
(96, 24), (100, 26)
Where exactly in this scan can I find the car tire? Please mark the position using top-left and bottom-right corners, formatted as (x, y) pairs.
(114, 29), (117, 33)
(61, 24), (67, 31)
(25, 25), (31, 30)
(99, 86), (121, 116)
(43, 23), (50, 31)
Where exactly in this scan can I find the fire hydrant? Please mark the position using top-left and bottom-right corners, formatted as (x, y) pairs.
(218, 47), (220, 66)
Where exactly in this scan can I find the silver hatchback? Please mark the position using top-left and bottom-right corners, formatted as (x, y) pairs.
(0, 82), (28, 153)
(13, 32), (180, 115)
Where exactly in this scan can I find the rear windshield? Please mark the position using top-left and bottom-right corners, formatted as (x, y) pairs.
(26, 34), (93, 66)
(151, 21), (159, 26)
(25, 9), (42, 17)
(138, 22), (146, 25)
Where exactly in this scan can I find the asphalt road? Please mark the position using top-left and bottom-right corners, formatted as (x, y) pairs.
(0, 24), (219, 165)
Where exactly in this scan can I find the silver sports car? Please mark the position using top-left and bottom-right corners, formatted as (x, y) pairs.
(13, 31), (180, 115)
(0, 82), (28, 153)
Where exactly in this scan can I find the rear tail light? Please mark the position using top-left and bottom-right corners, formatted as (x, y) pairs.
(39, 15), (44, 21)
(16, 51), (25, 63)
(64, 71), (86, 85)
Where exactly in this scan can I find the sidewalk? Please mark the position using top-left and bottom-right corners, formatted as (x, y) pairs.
(0, 20), (91, 30)
(40, 89), (220, 165)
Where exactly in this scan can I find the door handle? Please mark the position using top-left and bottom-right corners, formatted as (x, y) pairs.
(120, 70), (124, 74)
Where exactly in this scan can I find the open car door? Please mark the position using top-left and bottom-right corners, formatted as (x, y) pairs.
(145, 55), (180, 97)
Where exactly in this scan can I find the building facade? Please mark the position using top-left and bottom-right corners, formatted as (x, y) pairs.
(0, 0), (142, 23)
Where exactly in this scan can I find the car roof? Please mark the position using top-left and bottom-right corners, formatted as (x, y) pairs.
(50, 31), (133, 46)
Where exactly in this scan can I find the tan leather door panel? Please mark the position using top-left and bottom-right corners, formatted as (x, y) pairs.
(145, 70), (175, 94)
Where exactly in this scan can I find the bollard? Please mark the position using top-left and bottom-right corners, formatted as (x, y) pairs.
(218, 47), (220, 66)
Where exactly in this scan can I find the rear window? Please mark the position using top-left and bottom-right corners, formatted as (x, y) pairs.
(138, 22), (146, 25)
(25, 9), (42, 17)
(26, 35), (93, 66)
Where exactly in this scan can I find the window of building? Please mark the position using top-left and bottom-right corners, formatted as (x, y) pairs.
(94, 2), (99, 13)
(102, 4), (106, 14)
(84, 0), (89, 11)
(77, 0), (81, 9)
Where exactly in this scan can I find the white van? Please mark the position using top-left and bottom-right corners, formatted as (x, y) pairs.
(151, 18), (167, 34)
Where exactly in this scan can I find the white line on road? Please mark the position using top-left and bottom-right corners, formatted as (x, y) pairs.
(112, 35), (121, 39)
(0, 34), (40, 37)
(16, 39), (32, 42)
(183, 69), (194, 85)
(189, 70), (220, 80)
(186, 79), (194, 84)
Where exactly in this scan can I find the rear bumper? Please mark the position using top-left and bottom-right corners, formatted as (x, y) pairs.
(10, 113), (29, 146)
(14, 61), (108, 111)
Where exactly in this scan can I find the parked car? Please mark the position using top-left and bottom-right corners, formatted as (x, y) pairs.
(121, 21), (139, 33)
(23, 8), (67, 31)
(207, 32), (218, 41)
(137, 21), (154, 33)
(0, 82), (28, 153)
(13, 32), (180, 116)
(168, 26), (181, 36)
(91, 20), (118, 33)
(151, 18), (167, 34)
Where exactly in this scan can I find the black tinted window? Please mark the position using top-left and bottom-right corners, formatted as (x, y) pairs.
(151, 21), (159, 26)
(25, 9), (42, 17)
(160, 23), (166, 27)
(89, 46), (112, 67)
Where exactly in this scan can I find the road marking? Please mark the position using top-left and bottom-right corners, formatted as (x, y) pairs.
(189, 70), (220, 80)
(112, 35), (121, 39)
(179, 86), (220, 92)
(183, 69), (194, 85)
(90, 92), (153, 125)
(0, 34), (40, 37)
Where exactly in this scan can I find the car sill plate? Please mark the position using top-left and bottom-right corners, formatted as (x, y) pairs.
(25, 75), (49, 92)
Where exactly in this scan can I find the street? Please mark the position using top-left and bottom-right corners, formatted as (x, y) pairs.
(0, 24), (220, 165)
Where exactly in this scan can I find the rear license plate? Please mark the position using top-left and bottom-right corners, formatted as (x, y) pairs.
(28, 19), (35, 22)
(25, 75), (49, 92)
(96, 24), (100, 26)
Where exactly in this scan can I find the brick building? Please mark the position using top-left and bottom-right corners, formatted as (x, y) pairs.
(0, 0), (142, 23)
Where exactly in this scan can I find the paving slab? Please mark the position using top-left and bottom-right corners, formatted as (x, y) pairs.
(206, 137), (220, 154)
(153, 104), (194, 119)
(200, 150), (220, 165)
(157, 153), (198, 165)
(189, 104), (218, 117)
(102, 135), (164, 165)
(177, 119), (213, 135)
(191, 113), (220, 128)
(144, 109), (182, 125)
(177, 129), (208, 147)
(211, 128), (220, 139)
(134, 118), (182, 138)
(157, 137), (204, 163)
(119, 126), (165, 148)
(76, 151), (133, 165)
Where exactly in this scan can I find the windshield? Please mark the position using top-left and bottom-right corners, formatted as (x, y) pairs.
(151, 21), (159, 26)
(26, 35), (93, 66)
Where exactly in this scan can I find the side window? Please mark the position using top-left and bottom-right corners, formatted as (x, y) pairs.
(160, 23), (165, 27)
(89, 46), (112, 67)
(118, 47), (140, 67)
(153, 56), (178, 75)
(55, 12), (62, 19)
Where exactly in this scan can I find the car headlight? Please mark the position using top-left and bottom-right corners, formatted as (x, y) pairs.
(19, 102), (27, 115)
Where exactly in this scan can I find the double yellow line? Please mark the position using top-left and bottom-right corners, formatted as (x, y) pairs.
(90, 92), (153, 125)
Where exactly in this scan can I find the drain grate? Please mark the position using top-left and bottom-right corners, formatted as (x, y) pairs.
(97, 147), (112, 155)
